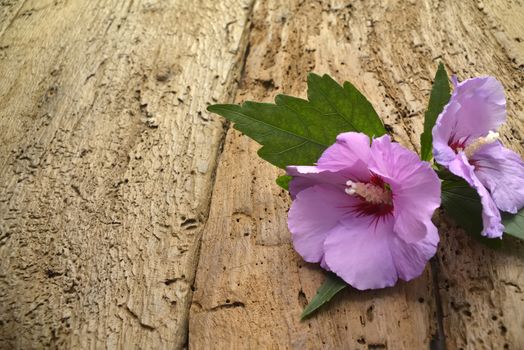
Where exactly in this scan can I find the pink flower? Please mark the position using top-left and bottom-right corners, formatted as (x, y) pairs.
(287, 133), (441, 290)
(432, 76), (524, 238)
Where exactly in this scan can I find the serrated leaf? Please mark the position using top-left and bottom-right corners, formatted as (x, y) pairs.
(276, 175), (292, 191)
(441, 175), (502, 248)
(306, 74), (386, 138)
(502, 209), (524, 240)
(207, 73), (386, 169)
(301, 273), (347, 320)
(420, 63), (451, 161)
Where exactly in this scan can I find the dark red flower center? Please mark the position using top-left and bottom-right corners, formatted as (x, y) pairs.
(344, 173), (394, 222)
(448, 135), (470, 153)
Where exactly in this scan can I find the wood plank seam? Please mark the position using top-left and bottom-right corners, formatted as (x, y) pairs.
(184, 0), (257, 346)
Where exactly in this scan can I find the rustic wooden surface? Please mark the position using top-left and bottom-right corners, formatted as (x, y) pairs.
(1, 0), (523, 349)
(0, 0), (252, 348)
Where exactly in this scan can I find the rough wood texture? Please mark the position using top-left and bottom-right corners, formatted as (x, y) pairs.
(1, 0), (523, 349)
(0, 0), (252, 348)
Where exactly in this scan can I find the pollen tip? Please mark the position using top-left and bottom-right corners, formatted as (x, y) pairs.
(487, 130), (499, 141)
(345, 188), (356, 195)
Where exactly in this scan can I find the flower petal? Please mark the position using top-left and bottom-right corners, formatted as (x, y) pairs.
(319, 256), (330, 271)
(432, 76), (506, 166)
(448, 153), (504, 238)
(393, 209), (438, 245)
(317, 132), (372, 181)
(323, 217), (398, 290)
(472, 142), (524, 214)
(390, 222), (438, 281)
(288, 184), (356, 263)
(286, 165), (347, 198)
(286, 132), (373, 197)
(369, 135), (441, 243)
(369, 135), (424, 183)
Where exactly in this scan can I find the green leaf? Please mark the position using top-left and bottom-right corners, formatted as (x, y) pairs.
(301, 273), (347, 320)
(207, 73), (386, 169)
(441, 174), (502, 248)
(441, 177), (483, 235)
(306, 74), (386, 138)
(420, 63), (451, 161)
(502, 209), (524, 240)
(276, 175), (292, 191)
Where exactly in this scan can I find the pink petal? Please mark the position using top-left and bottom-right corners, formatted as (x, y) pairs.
(319, 256), (330, 271)
(390, 223), (438, 281)
(317, 132), (372, 181)
(432, 76), (506, 166)
(448, 153), (504, 238)
(323, 217), (398, 290)
(286, 165), (347, 198)
(473, 142), (524, 214)
(288, 184), (355, 263)
(369, 135), (441, 243)
(368, 135), (423, 183)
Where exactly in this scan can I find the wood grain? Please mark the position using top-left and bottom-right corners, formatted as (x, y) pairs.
(0, 0), (252, 348)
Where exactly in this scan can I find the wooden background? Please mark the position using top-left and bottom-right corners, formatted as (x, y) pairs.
(0, 0), (523, 349)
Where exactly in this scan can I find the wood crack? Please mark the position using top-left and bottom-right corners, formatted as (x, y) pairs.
(209, 301), (246, 312)
(124, 306), (156, 332)
(184, 0), (258, 346)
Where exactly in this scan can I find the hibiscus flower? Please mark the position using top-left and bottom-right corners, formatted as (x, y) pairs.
(432, 76), (524, 238)
(286, 133), (441, 290)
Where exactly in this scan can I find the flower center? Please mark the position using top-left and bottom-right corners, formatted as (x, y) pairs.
(344, 176), (394, 221)
(457, 130), (499, 158)
(345, 180), (392, 205)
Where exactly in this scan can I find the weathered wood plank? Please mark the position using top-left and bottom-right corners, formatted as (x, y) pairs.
(190, 0), (524, 349)
(190, 1), (439, 348)
(0, 0), (252, 348)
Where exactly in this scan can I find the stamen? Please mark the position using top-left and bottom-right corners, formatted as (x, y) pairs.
(345, 180), (355, 195)
(463, 130), (499, 158)
(345, 180), (392, 205)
